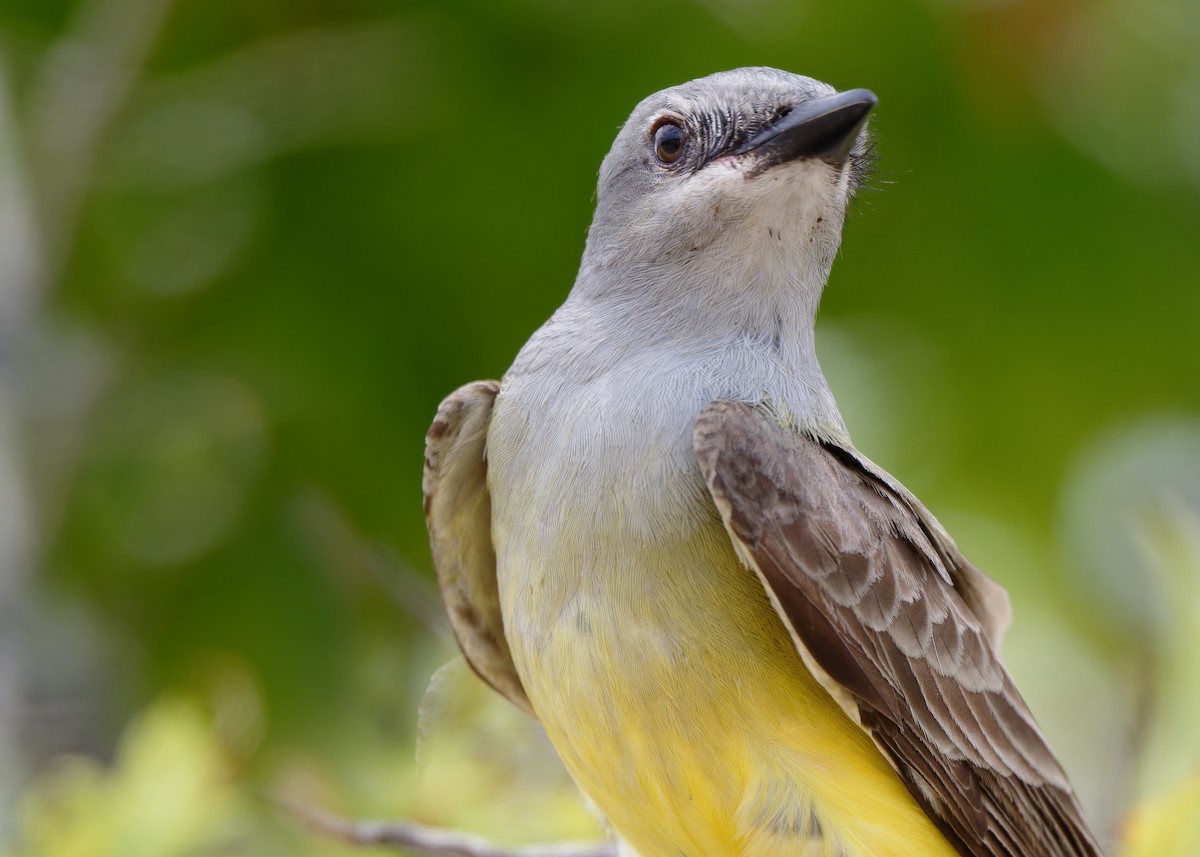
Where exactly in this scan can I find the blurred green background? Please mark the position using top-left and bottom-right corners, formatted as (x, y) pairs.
(1, 0), (1198, 854)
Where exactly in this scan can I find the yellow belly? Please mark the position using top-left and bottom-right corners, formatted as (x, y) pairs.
(500, 525), (959, 857)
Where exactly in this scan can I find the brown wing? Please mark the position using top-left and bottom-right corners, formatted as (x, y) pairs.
(694, 400), (1102, 857)
(424, 380), (533, 716)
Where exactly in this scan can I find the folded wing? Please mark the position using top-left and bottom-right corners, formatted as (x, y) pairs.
(424, 380), (533, 716)
(694, 399), (1101, 857)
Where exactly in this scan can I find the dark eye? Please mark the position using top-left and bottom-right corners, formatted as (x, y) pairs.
(653, 123), (685, 164)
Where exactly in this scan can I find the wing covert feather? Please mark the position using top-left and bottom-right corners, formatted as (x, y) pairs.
(694, 400), (1101, 857)
(424, 380), (533, 716)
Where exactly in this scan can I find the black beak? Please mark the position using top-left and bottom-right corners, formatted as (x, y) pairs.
(738, 88), (877, 168)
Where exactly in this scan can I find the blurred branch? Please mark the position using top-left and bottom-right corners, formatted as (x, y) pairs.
(100, 18), (448, 190)
(0, 0), (176, 828)
(28, 0), (177, 273)
(282, 798), (618, 857)
(366, 544), (455, 646)
(0, 55), (37, 835)
(292, 490), (454, 645)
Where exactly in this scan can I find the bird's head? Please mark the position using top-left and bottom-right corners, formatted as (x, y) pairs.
(581, 67), (875, 300)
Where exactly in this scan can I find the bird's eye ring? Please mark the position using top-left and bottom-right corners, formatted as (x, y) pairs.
(653, 121), (686, 165)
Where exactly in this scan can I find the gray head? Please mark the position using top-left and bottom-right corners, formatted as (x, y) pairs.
(580, 68), (875, 305)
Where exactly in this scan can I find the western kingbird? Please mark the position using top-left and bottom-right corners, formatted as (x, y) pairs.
(424, 67), (1101, 857)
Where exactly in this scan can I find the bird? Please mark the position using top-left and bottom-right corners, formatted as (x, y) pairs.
(423, 67), (1103, 857)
